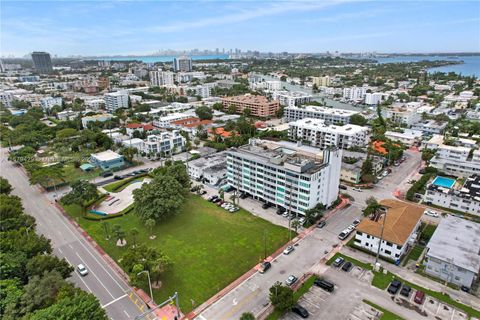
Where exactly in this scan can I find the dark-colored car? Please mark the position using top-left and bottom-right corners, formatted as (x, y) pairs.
(216, 200), (224, 206)
(200, 190), (207, 195)
(341, 261), (353, 272)
(113, 175), (123, 180)
(291, 304), (309, 318)
(400, 285), (412, 297)
(239, 192), (248, 199)
(208, 195), (218, 202)
(332, 257), (344, 267)
(314, 278), (334, 292)
(414, 290), (425, 304)
(419, 168), (426, 174)
(339, 185), (347, 190)
(317, 220), (326, 228)
(259, 261), (271, 274)
(276, 207), (286, 215)
(102, 171), (113, 178)
(212, 198), (222, 203)
(262, 202), (272, 209)
(387, 279), (402, 294)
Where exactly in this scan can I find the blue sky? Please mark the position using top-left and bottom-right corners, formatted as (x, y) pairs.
(1, 0), (479, 57)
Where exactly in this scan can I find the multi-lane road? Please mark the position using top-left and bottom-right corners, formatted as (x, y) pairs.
(0, 148), (150, 320)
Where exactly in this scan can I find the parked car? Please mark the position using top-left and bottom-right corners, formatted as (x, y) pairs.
(387, 279), (402, 294)
(77, 264), (88, 276)
(286, 275), (298, 286)
(341, 261), (353, 272)
(113, 175), (123, 180)
(352, 188), (362, 192)
(461, 286), (470, 293)
(200, 190), (207, 195)
(291, 304), (309, 318)
(339, 185), (347, 190)
(216, 200), (224, 206)
(262, 202), (272, 209)
(332, 257), (344, 268)
(425, 210), (439, 218)
(400, 285), (412, 297)
(317, 220), (326, 228)
(282, 212), (289, 218)
(338, 231), (349, 240)
(283, 245), (295, 255)
(102, 172), (113, 178)
(299, 217), (306, 225)
(212, 198), (222, 203)
(414, 290), (425, 304)
(352, 219), (361, 226)
(259, 261), (271, 274)
(239, 192), (248, 199)
(207, 195), (218, 202)
(419, 168), (426, 174)
(314, 278), (334, 292)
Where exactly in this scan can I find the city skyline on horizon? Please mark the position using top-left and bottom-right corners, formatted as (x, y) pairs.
(1, 0), (479, 57)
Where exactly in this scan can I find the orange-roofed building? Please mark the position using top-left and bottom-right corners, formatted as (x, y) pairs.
(125, 123), (156, 137)
(372, 140), (388, 155)
(208, 127), (238, 140)
(354, 199), (424, 261)
(170, 117), (213, 138)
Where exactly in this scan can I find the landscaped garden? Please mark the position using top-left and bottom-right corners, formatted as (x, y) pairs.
(63, 194), (290, 313)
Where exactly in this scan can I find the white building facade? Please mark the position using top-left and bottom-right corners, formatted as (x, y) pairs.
(104, 91), (129, 112)
(149, 70), (174, 86)
(288, 118), (370, 149)
(226, 139), (342, 215)
(272, 91), (313, 107)
(40, 96), (63, 110)
(284, 105), (359, 124)
(143, 131), (186, 156)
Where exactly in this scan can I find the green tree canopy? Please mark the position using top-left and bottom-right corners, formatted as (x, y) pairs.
(349, 114), (368, 126)
(195, 106), (213, 120)
(269, 281), (294, 313)
(0, 177), (12, 195)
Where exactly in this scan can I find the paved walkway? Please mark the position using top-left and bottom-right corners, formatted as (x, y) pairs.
(95, 179), (150, 214)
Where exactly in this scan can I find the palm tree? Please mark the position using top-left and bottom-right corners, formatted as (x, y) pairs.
(130, 228), (139, 248)
(363, 197), (383, 220)
(145, 218), (156, 239)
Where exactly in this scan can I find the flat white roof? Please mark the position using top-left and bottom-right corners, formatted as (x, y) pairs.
(290, 118), (368, 135)
(287, 105), (359, 116)
(91, 150), (122, 161)
(427, 216), (480, 273)
(385, 130), (423, 139)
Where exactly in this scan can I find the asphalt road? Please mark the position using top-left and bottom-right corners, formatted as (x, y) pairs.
(0, 148), (150, 320)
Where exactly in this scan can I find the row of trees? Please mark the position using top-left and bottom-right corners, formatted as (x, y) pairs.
(0, 177), (107, 319)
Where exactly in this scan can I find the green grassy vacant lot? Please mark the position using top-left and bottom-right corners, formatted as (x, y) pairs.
(63, 195), (290, 313)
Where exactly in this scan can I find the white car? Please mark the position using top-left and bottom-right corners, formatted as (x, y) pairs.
(299, 217), (306, 225)
(283, 245), (295, 255)
(77, 264), (88, 276)
(425, 210), (439, 218)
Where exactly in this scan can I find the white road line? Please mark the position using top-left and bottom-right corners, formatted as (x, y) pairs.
(64, 257), (93, 293)
(68, 244), (73, 249)
(58, 248), (62, 254)
(198, 315), (207, 320)
(102, 294), (128, 308)
(123, 310), (131, 318)
(75, 252), (115, 299)
(54, 207), (130, 291)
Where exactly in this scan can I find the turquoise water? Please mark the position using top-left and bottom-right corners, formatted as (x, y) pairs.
(97, 54), (229, 63)
(375, 55), (480, 77)
(432, 176), (456, 188)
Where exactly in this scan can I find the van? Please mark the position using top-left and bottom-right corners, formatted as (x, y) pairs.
(414, 290), (425, 304)
(314, 278), (334, 292)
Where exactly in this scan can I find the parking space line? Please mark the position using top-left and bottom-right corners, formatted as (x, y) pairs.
(123, 310), (131, 318)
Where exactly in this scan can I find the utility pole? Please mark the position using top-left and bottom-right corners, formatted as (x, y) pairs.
(375, 209), (387, 265)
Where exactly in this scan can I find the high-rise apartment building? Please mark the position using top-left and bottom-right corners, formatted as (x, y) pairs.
(104, 91), (129, 112)
(31, 52), (53, 74)
(226, 139), (342, 215)
(149, 70), (174, 86)
(173, 56), (192, 72)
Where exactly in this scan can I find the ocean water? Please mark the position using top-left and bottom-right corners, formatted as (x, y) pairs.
(97, 54), (229, 63)
(375, 55), (480, 77)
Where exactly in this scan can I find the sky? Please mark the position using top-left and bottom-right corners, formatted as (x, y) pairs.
(1, 0), (479, 57)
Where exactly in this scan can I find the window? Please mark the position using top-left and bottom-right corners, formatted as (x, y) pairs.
(384, 250), (391, 255)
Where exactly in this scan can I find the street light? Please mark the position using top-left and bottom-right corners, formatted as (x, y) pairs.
(375, 209), (387, 265)
(137, 270), (153, 303)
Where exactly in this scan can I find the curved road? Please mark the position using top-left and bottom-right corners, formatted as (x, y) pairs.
(0, 148), (151, 320)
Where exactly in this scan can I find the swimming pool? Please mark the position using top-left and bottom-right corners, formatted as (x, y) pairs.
(432, 176), (456, 189)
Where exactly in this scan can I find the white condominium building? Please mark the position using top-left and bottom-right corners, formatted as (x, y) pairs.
(265, 80), (282, 91)
(430, 146), (480, 177)
(143, 130), (186, 156)
(272, 90), (312, 107)
(382, 102), (423, 126)
(149, 70), (174, 86)
(343, 86), (367, 101)
(226, 138), (342, 215)
(288, 118), (370, 149)
(104, 91), (129, 112)
(284, 105), (359, 124)
(40, 96), (63, 110)
(364, 92), (384, 105)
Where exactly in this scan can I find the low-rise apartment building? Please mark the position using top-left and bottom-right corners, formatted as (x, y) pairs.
(424, 174), (480, 216)
(424, 216), (480, 289)
(354, 200), (424, 261)
(90, 150), (125, 171)
(40, 96), (63, 110)
(430, 146), (480, 177)
(288, 118), (370, 149)
(411, 120), (447, 135)
(152, 113), (191, 128)
(272, 90), (313, 107)
(221, 95), (279, 117)
(382, 102), (423, 126)
(284, 105), (359, 124)
(384, 129), (423, 146)
(142, 130), (186, 156)
(226, 138), (342, 215)
(187, 152), (227, 186)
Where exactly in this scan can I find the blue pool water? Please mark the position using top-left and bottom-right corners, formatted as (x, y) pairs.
(432, 176), (456, 188)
